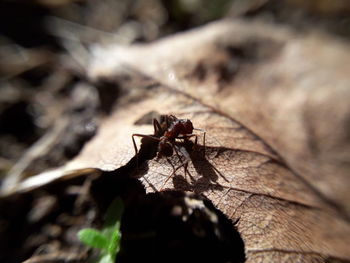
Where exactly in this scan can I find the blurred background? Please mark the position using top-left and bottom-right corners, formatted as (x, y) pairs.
(1, 0), (350, 186)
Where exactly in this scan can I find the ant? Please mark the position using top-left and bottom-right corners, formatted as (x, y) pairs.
(132, 115), (206, 188)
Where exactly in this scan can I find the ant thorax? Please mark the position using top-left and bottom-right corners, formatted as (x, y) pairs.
(165, 119), (194, 138)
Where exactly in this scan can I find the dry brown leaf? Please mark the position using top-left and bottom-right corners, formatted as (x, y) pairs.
(18, 20), (350, 262)
(63, 88), (350, 262)
(88, 20), (350, 218)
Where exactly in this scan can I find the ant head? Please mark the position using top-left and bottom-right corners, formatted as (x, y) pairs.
(158, 140), (173, 158)
(183, 119), (194, 134)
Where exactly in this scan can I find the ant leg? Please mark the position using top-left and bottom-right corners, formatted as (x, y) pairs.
(194, 128), (206, 157)
(160, 143), (184, 189)
(166, 157), (176, 171)
(160, 145), (191, 190)
(174, 144), (190, 178)
(176, 134), (198, 151)
(165, 115), (171, 129)
(132, 134), (160, 167)
(153, 118), (162, 136)
(178, 145), (190, 176)
(171, 141), (183, 164)
(160, 164), (180, 190)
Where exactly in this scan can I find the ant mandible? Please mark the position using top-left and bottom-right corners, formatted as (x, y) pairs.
(132, 115), (206, 185)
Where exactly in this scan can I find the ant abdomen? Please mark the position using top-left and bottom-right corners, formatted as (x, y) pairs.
(157, 140), (173, 158)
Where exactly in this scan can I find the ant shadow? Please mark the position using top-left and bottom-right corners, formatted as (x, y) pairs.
(127, 135), (163, 191)
(172, 141), (231, 194)
(126, 130), (232, 195)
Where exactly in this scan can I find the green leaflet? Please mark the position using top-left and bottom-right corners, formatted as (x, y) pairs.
(77, 198), (124, 263)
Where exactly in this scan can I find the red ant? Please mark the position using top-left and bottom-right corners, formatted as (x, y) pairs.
(132, 115), (205, 188)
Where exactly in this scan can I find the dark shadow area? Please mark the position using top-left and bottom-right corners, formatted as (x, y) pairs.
(0, 2), (58, 48)
(0, 100), (38, 145)
(91, 135), (245, 263)
(119, 190), (245, 263)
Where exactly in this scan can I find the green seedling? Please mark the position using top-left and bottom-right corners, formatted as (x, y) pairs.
(78, 198), (124, 263)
